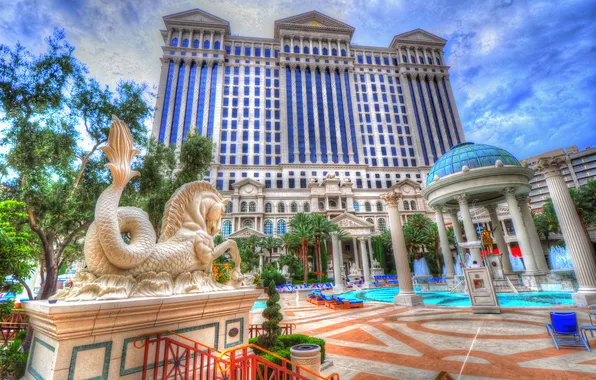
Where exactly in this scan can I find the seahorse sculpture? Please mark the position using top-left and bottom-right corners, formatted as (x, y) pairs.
(53, 116), (242, 301)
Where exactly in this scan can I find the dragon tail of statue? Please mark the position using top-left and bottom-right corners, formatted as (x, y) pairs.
(100, 115), (141, 188)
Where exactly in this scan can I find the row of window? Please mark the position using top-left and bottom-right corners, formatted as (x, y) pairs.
(283, 45), (347, 57)
(171, 38), (221, 50)
(228, 200), (418, 213)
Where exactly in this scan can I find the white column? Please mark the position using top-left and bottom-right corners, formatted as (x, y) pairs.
(427, 74), (451, 150)
(290, 65), (299, 163)
(163, 58), (181, 144)
(433, 206), (455, 279)
(331, 232), (345, 293)
(503, 188), (540, 274)
(175, 59), (193, 151)
(167, 30), (173, 46)
(486, 204), (513, 275)
(338, 67), (354, 164)
(320, 67), (333, 163)
(359, 238), (371, 288)
(518, 195), (550, 273)
(329, 69), (343, 163)
(454, 194), (482, 265)
(199, 61), (214, 136)
(442, 76), (465, 143)
(300, 64), (310, 163)
(259, 254), (264, 273)
(536, 158), (596, 306)
(435, 75), (459, 146)
(352, 237), (360, 269)
(151, 58), (172, 138)
(367, 238), (375, 268)
(310, 65), (321, 163)
(381, 192), (423, 306)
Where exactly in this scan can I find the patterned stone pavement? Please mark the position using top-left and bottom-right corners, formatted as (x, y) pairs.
(250, 294), (596, 380)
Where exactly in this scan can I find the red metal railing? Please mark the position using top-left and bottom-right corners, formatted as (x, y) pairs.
(1, 310), (28, 346)
(248, 324), (296, 339)
(134, 330), (340, 380)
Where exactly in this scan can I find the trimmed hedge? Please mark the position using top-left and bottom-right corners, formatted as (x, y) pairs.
(249, 334), (326, 366)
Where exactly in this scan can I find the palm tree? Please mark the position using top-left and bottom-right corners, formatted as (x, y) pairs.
(403, 224), (429, 261)
(533, 198), (560, 249)
(244, 235), (261, 256)
(260, 236), (282, 263)
(310, 214), (335, 281)
(424, 223), (442, 274)
(289, 213), (314, 283)
(280, 233), (294, 255)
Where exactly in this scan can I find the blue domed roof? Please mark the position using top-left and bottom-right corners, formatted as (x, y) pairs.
(427, 142), (521, 185)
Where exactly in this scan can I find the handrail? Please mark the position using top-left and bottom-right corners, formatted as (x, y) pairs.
(216, 343), (340, 380)
(133, 329), (220, 353)
(505, 277), (519, 294)
(449, 279), (465, 293)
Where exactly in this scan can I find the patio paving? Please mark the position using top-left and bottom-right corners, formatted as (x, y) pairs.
(250, 294), (596, 379)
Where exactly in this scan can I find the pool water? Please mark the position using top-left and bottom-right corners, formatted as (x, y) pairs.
(251, 300), (267, 311)
(338, 287), (573, 307)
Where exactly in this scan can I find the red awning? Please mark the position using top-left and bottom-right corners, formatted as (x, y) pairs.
(480, 247), (523, 258)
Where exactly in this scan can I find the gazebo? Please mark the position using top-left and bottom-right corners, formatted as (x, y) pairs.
(421, 142), (548, 290)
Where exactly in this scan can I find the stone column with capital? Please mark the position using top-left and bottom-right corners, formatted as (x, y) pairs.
(485, 204), (513, 275)
(433, 206), (455, 279)
(502, 188), (541, 280)
(367, 237), (375, 269)
(536, 158), (596, 306)
(517, 195), (550, 273)
(359, 238), (372, 288)
(454, 194), (483, 265)
(330, 232), (345, 294)
(381, 192), (423, 306)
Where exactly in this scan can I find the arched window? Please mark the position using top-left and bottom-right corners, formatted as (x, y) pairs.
(265, 203), (272, 213)
(313, 47), (319, 54)
(249, 201), (256, 212)
(341, 200), (346, 209)
(290, 202), (298, 213)
(364, 202), (372, 212)
(322, 47), (328, 55)
(303, 46), (309, 54)
(243, 219), (253, 228)
(278, 202), (286, 213)
(366, 218), (374, 225)
(294, 45), (300, 53)
(225, 202), (233, 213)
(203, 40), (211, 49)
(171, 38), (179, 47)
(341, 49), (346, 57)
(410, 201), (417, 211)
(329, 200), (337, 208)
(318, 202), (325, 211)
(214, 41), (221, 50)
(277, 220), (287, 234)
(222, 220), (232, 237)
(436, 58), (441, 65)
(403, 201), (410, 211)
(240, 202), (248, 212)
(193, 39), (200, 48)
(182, 39), (189, 48)
(303, 202), (310, 212)
(378, 218), (387, 231)
(331, 48), (337, 56)
(284, 45), (290, 53)
(411, 55), (416, 64)
(353, 202), (360, 212)
(419, 56), (424, 64)
(402, 55), (407, 63)
(427, 56), (433, 65)
(376, 202), (383, 212)
(264, 220), (273, 235)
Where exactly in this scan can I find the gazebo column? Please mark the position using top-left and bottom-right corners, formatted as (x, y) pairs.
(448, 209), (465, 263)
(352, 237), (361, 269)
(259, 254), (264, 274)
(367, 237), (375, 268)
(454, 194), (483, 265)
(433, 206), (455, 281)
(486, 204), (513, 275)
(381, 192), (423, 306)
(331, 232), (345, 294)
(537, 158), (596, 306)
(359, 238), (372, 289)
(518, 195), (550, 273)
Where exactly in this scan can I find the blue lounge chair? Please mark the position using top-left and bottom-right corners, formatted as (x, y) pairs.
(546, 312), (590, 352)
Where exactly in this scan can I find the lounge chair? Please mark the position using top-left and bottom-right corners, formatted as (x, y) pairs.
(372, 281), (382, 287)
(330, 297), (364, 310)
(321, 295), (336, 308)
(546, 312), (590, 352)
(387, 280), (399, 285)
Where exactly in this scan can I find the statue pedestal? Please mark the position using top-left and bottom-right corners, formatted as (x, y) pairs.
(371, 268), (384, 277)
(296, 288), (311, 302)
(22, 289), (262, 380)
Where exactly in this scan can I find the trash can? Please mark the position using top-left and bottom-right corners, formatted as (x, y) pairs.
(290, 344), (321, 380)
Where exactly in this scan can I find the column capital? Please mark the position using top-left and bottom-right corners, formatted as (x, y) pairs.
(357, 237), (369, 242)
(430, 205), (444, 212)
(485, 204), (498, 213)
(381, 192), (401, 207)
(453, 193), (469, 203)
(515, 194), (530, 204)
(330, 231), (340, 239)
(535, 157), (565, 178)
(502, 187), (518, 197)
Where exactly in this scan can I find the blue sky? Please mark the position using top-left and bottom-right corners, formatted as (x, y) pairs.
(1, 0), (594, 158)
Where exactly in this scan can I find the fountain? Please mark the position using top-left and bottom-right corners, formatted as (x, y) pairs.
(413, 257), (431, 276)
(454, 255), (464, 275)
(548, 246), (577, 291)
(509, 252), (525, 271)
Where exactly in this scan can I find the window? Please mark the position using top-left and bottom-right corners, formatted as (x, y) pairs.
(322, 47), (328, 55)
(265, 203), (272, 213)
(182, 39), (189, 47)
(294, 45), (300, 53)
(284, 45), (290, 53)
(249, 201), (256, 212)
(364, 202), (372, 212)
(366, 218), (374, 225)
(264, 220), (273, 235)
(222, 220), (232, 237)
(318, 201), (325, 211)
(304, 202), (310, 212)
(353, 202), (360, 212)
(193, 39), (200, 48)
(290, 202), (298, 213)
(214, 41), (220, 49)
(171, 37), (178, 47)
(410, 201), (417, 211)
(376, 202), (383, 212)
(403, 201), (410, 211)
(329, 200), (337, 208)
(313, 47), (319, 54)
(378, 218), (387, 231)
(203, 40), (210, 49)
(243, 219), (253, 228)
(225, 202), (232, 213)
(278, 202), (286, 213)
(277, 219), (287, 234)
(240, 202), (248, 212)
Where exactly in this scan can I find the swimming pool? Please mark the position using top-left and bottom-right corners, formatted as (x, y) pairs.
(251, 300), (267, 311)
(338, 287), (573, 307)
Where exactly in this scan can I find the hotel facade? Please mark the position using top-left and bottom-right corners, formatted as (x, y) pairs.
(152, 9), (470, 262)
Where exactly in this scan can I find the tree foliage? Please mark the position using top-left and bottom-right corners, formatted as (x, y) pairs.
(257, 282), (283, 351)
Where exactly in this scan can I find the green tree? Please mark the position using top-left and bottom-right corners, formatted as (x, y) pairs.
(570, 179), (596, 227)
(257, 282), (283, 351)
(288, 213), (314, 283)
(309, 214), (336, 281)
(260, 236), (282, 263)
(277, 253), (302, 276)
(0, 30), (152, 299)
(424, 223), (442, 275)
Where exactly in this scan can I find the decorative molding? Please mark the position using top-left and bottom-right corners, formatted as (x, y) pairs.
(224, 318), (244, 348)
(380, 192), (401, 207)
(69, 341), (112, 380)
(28, 337), (56, 380)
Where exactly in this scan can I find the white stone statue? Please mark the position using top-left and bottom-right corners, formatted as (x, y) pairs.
(349, 261), (360, 275)
(53, 117), (242, 301)
(281, 265), (290, 276)
(372, 258), (382, 269)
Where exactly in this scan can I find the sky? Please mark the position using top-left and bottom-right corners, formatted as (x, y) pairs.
(1, 0), (595, 159)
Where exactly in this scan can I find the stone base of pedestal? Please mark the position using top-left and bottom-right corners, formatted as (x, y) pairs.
(361, 282), (371, 289)
(394, 293), (424, 306)
(521, 273), (546, 291)
(572, 292), (596, 307)
(296, 288), (311, 302)
(332, 285), (346, 294)
(22, 288), (262, 380)
(371, 268), (384, 277)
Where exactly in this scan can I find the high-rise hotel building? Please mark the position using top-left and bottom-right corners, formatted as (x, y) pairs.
(152, 9), (465, 250)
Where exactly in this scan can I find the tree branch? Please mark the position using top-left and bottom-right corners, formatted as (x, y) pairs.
(16, 277), (34, 300)
(72, 139), (106, 190)
(56, 220), (92, 263)
(27, 208), (48, 251)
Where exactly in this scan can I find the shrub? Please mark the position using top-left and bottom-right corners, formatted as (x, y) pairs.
(0, 330), (28, 379)
(261, 269), (286, 287)
(256, 282), (283, 351)
(250, 334), (326, 364)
